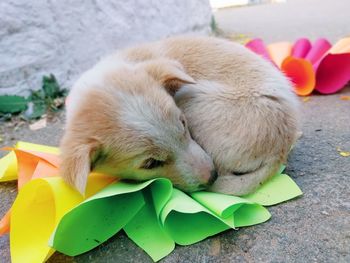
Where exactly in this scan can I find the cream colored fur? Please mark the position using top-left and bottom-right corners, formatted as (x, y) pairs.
(61, 35), (299, 196)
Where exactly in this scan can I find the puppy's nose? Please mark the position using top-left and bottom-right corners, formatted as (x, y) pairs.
(207, 170), (218, 185)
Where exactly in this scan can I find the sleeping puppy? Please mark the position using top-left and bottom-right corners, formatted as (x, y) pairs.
(60, 35), (299, 196)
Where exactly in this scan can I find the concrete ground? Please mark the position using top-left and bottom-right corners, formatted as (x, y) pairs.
(215, 0), (350, 43)
(1, 0), (350, 262)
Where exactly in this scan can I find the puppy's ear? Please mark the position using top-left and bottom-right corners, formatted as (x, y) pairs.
(143, 59), (195, 95)
(59, 134), (99, 195)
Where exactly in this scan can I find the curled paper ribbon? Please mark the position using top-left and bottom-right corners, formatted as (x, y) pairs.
(281, 57), (315, 96)
(305, 38), (332, 68)
(267, 42), (292, 68)
(0, 141), (59, 182)
(315, 53), (350, 94)
(0, 142), (302, 262)
(50, 179), (174, 261)
(245, 38), (274, 64)
(11, 175), (116, 263)
(246, 37), (350, 95)
(291, 38), (312, 59)
(50, 171), (301, 261)
(161, 189), (269, 246)
(0, 142), (116, 262)
(0, 142), (61, 236)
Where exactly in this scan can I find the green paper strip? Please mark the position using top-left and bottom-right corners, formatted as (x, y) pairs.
(243, 173), (303, 206)
(191, 192), (254, 218)
(50, 171), (302, 261)
(234, 204), (271, 227)
(161, 189), (270, 246)
(50, 179), (172, 256)
(51, 191), (143, 256)
(161, 189), (231, 245)
(191, 191), (271, 227)
(124, 188), (175, 262)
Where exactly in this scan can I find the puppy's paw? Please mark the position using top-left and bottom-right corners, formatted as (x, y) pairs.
(209, 161), (280, 196)
(209, 175), (259, 196)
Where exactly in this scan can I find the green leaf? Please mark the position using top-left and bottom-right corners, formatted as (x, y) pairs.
(58, 88), (68, 98)
(25, 89), (47, 119)
(0, 95), (27, 114)
(42, 74), (60, 99)
(30, 101), (47, 119)
(29, 89), (45, 101)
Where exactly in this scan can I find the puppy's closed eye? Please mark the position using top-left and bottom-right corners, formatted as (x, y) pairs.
(232, 165), (261, 176)
(140, 158), (166, 169)
(232, 171), (248, 176)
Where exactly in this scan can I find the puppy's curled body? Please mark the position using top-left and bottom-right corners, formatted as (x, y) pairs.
(61, 36), (299, 196)
(123, 36), (299, 195)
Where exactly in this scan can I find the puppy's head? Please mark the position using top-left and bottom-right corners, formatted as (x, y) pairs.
(60, 58), (216, 194)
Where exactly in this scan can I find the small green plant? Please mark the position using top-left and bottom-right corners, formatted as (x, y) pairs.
(210, 16), (218, 32)
(210, 16), (225, 36)
(0, 74), (67, 120)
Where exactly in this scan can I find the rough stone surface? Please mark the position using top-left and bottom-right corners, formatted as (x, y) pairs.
(0, 0), (212, 96)
(1, 1), (350, 262)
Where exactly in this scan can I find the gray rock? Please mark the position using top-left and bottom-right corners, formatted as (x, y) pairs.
(0, 0), (212, 96)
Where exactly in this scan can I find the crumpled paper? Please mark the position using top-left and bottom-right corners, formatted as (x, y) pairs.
(246, 37), (350, 95)
(0, 142), (302, 262)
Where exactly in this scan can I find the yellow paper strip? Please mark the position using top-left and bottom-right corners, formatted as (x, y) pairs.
(10, 174), (115, 263)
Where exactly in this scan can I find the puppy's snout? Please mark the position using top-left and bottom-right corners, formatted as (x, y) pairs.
(200, 169), (218, 188)
(178, 139), (217, 191)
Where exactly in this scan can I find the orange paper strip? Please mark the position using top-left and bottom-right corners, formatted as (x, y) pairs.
(281, 56), (316, 96)
(0, 210), (11, 235)
(13, 149), (59, 189)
